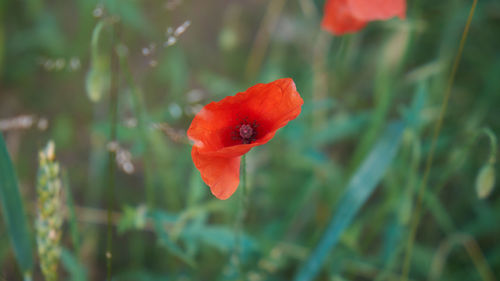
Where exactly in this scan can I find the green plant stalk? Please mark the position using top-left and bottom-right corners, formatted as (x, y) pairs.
(349, 79), (392, 170)
(118, 46), (183, 211)
(244, 0), (286, 81)
(106, 23), (120, 281)
(349, 32), (408, 172)
(400, 1), (478, 280)
(429, 234), (497, 281)
(118, 52), (157, 209)
(230, 154), (247, 279)
(242, 155), (247, 204)
(62, 170), (81, 257)
(312, 31), (332, 132)
(417, 127), (497, 279)
(387, 128), (496, 280)
(430, 127), (497, 197)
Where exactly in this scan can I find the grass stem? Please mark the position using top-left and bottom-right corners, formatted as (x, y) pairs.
(400, 1), (478, 280)
(106, 23), (121, 281)
(231, 154), (247, 280)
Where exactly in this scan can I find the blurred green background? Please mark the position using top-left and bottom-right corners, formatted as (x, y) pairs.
(1, 0), (499, 280)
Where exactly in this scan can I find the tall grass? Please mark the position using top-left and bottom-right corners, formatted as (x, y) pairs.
(0, 0), (499, 280)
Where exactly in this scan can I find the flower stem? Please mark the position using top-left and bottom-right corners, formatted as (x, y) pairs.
(106, 23), (121, 281)
(241, 154), (247, 199)
(231, 154), (247, 279)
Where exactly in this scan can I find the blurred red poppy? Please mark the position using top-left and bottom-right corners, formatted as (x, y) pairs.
(321, 0), (406, 35)
(187, 78), (303, 200)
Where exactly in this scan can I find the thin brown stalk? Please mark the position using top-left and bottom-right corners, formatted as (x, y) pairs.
(245, 0), (287, 81)
(400, 1), (478, 280)
(429, 234), (497, 281)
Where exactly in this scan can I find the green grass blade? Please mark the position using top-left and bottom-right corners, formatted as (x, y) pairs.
(62, 170), (81, 256)
(294, 121), (405, 281)
(0, 133), (34, 275)
(60, 248), (88, 281)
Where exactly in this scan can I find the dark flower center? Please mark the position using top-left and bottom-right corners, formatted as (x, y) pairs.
(232, 120), (258, 144)
(239, 124), (253, 140)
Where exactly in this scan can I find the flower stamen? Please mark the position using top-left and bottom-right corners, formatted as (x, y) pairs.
(239, 124), (253, 139)
(234, 121), (257, 144)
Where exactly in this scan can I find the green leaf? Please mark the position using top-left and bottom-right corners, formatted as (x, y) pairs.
(293, 121), (405, 281)
(0, 133), (34, 275)
(117, 205), (148, 233)
(188, 225), (256, 254)
(149, 211), (196, 267)
(60, 248), (88, 281)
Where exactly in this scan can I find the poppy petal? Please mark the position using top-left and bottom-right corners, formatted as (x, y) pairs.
(206, 78), (303, 157)
(321, 0), (367, 35)
(187, 78), (303, 157)
(192, 146), (241, 200)
(242, 78), (303, 138)
(187, 104), (240, 152)
(348, 0), (406, 21)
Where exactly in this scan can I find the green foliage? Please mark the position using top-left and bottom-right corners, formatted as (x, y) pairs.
(86, 21), (112, 102)
(117, 204), (256, 269)
(62, 171), (81, 256)
(2, 0), (500, 280)
(60, 248), (88, 281)
(294, 121), (405, 281)
(0, 134), (34, 278)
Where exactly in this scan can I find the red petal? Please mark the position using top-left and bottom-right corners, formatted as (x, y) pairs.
(187, 78), (303, 157)
(187, 101), (243, 153)
(192, 146), (241, 200)
(321, 0), (367, 35)
(243, 78), (303, 134)
(188, 78), (303, 199)
(348, 0), (406, 21)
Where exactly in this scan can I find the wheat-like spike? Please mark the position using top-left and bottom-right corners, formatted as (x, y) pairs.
(36, 140), (63, 281)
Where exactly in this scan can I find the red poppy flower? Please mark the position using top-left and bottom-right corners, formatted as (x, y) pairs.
(321, 0), (406, 35)
(187, 78), (303, 200)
